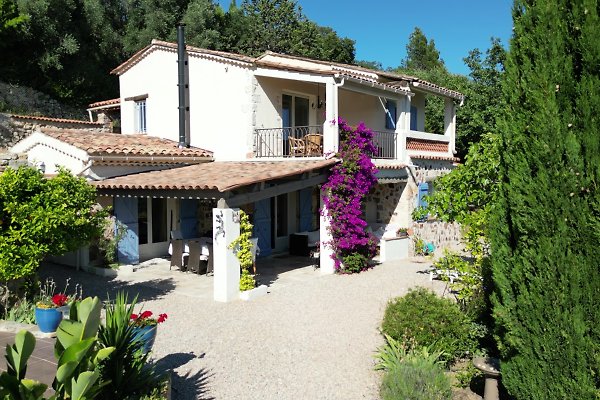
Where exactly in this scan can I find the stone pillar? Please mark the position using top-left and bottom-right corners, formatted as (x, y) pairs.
(319, 187), (335, 274)
(212, 208), (241, 302)
(444, 98), (456, 155)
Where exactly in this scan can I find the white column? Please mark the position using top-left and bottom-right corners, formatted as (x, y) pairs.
(319, 187), (335, 274)
(444, 98), (456, 155)
(323, 79), (339, 155)
(212, 208), (241, 302)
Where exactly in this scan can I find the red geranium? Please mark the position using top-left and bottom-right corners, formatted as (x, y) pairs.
(130, 309), (168, 327)
(52, 293), (69, 307)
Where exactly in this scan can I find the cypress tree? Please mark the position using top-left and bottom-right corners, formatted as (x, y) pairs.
(490, 1), (600, 398)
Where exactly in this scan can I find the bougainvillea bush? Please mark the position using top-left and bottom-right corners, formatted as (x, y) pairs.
(322, 119), (378, 272)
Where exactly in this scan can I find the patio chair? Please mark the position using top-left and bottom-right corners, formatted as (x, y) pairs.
(186, 240), (203, 274)
(205, 244), (214, 276)
(170, 239), (186, 271)
(304, 133), (323, 156)
(288, 136), (306, 157)
(170, 230), (183, 240)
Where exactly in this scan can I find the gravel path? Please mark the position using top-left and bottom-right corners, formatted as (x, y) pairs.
(40, 259), (445, 400)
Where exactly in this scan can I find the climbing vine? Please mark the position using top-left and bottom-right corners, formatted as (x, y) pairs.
(228, 210), (255, 291)
(322, 119), (378, 273)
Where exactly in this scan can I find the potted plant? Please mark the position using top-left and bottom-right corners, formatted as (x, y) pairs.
(130, 309), (168, 354)
(396, 228), (409, 238)
(34, 278), (79, 333)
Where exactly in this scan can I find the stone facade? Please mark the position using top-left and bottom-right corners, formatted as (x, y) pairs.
(411, 220), (464, 257)
(366, 182), (411, 227)
(413, 159), (455, 182)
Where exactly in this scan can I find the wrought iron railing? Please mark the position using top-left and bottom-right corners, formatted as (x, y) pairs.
(371, 130), (397, 159)
(254, 126), (324, 158)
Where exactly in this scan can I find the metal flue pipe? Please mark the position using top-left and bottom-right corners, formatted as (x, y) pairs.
(177, 24), (187, 148)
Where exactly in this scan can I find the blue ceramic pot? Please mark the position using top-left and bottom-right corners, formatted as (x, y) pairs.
(132, 325), (157, 355)
(35, 307), (63, 333)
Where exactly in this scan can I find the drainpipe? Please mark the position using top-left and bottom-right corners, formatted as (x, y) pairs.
(177, 24), (188, 148)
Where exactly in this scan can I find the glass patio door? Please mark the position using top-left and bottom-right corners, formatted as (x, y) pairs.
(282, 94), (309, 155)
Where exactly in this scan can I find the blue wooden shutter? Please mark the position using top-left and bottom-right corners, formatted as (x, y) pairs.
(417, 182), (430, 208)
(385, 100), (397, 129)
(114, 197), (139, 264)
(253, 198), (272, 257)
(298, 188), (313, 232)
(410, 105), (418, 131)
(179, 199), (198, 238)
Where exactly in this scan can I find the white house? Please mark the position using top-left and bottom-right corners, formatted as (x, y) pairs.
(11, 33), (464, 301)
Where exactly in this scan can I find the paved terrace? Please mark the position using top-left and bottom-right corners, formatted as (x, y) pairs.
(3, 257), (447, 399)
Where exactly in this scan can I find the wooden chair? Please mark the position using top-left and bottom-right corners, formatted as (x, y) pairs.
(186, 240), (202, 274)
(304, 134), (323, 156)
(288, 136), (306, 157)
(170, 239), (186, 271)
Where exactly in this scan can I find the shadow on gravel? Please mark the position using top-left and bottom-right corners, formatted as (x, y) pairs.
(155, 352), (213, 400)
(38, 262), (176, 302)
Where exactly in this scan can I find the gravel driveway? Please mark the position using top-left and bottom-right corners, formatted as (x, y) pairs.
(40, 258), (445, 400)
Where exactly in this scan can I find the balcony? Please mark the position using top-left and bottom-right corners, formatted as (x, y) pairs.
(371, 130), (397, 159)
(254, 126), (324, 158)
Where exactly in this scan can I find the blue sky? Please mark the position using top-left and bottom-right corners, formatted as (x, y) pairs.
(215, 0), (513, 75)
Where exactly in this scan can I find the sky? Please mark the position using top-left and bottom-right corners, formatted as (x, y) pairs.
(215, 0), (514, 75)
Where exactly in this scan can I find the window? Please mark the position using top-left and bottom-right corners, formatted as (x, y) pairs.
(385, 100), (397, 129)
(410, 105), (418, 131)
(134, 100), (147, 133)
(138, 197), (168, 245)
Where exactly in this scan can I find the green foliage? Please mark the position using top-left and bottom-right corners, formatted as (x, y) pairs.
(0, 167), (107, 282)
(228, 210), (255, 290)
(2, 297), (36, 324)
(0, 297), (115, 399)
(378, 339), (452, 400)
(382, 287), (477, 365)
(97, 217), (127, 266)
(402, 27), (445, 72)
(97, 292), (163, 399)
(239, 270), (255, 292)
(490, 1), (600, 398)
(375, 334), (445, 372)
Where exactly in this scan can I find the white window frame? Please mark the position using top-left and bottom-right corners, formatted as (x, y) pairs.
(134, 100), (147, 133)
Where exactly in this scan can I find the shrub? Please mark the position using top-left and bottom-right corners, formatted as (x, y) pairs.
(380, 353), (452, 400)
(382, 287), (477, 364)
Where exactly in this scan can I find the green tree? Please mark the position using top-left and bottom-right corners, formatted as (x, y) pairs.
(402, 27), (445, 72)
(0, 167), (108, 282)
(181, 0), (222, 49)
(490, 1), (600, 398)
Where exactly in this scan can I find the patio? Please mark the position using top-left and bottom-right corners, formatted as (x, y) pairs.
(3, 258), (450, 399)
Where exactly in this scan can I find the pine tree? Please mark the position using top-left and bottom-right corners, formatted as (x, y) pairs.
(490, 1), (600, 398)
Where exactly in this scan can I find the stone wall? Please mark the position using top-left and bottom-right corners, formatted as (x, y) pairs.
(0, 113), (110, 150)
(411, 220), (464, 257)
(0, 81), (86, 119)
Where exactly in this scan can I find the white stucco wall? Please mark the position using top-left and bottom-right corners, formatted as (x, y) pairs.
(187, 55), (253, 160)
(120, 49), (179, 140)
(26, 143), (85, 174)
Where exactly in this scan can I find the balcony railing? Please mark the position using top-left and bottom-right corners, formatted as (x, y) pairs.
(254, 126), (323, 158)
(371, 130), (397, 159)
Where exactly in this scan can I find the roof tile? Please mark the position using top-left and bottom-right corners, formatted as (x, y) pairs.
(94, 159), (336, 192)
(40, 127), (212, 159)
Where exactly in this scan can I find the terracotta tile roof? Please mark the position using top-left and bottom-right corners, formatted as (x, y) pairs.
(12, 114), (102, 126)
(39, 127), (213, 159)
(406, 138), (449, 153)
(111, 40), (254, 75)
(94, 159), (336, 192)
(111, 41), (463, 99)
(411, 154), (460, 162)
(87, 98), (120, 108)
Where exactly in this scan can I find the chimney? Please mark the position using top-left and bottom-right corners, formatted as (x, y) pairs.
(177, 24), (188, 148)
